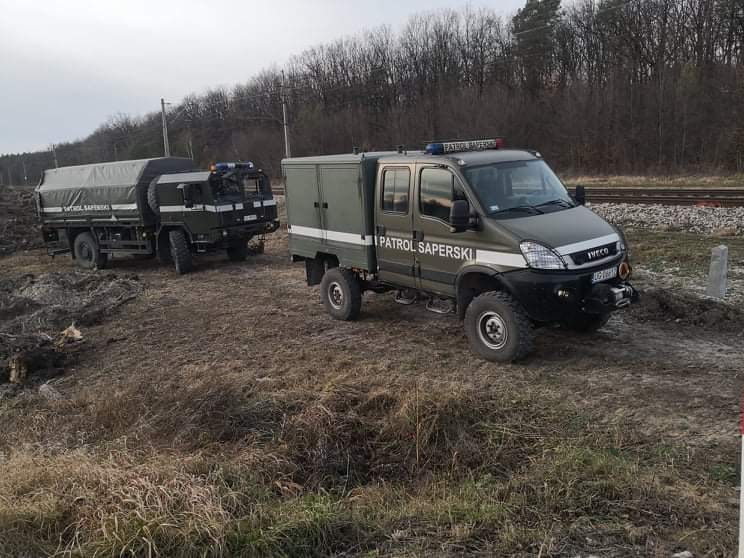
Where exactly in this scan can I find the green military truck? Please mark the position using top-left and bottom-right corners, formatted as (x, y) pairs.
(282, 139), (637, 362)
(36, 157), (279, 274)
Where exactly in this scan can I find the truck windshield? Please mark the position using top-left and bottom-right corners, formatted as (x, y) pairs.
(463, 160), (574, 217)
(211, 172), (261, 201)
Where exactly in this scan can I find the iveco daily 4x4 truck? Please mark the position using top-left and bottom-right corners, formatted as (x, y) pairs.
(282, 139), (636, 362)
(37, 157), (279, 274)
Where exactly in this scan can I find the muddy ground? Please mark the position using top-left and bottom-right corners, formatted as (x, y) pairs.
(0, 185), (43, 256)
(0, 202), (742, 556)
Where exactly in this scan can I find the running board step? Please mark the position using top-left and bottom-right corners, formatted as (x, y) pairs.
(426, 297), (454, 314)
(394, 290), (417, 305)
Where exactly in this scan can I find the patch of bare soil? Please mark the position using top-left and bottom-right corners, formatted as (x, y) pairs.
(632, 286), (744, 333)
(0, 185), (43, 256)
(0, 271), (142, 392)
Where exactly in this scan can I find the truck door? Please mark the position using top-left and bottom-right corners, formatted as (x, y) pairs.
(413, 165), (474, 296)
(284, 165), (321, 238)
(375, 165), (416, 289)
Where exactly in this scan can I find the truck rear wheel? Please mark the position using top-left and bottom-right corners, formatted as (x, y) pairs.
(562, 312), (611, 333)
(169, 230), (193, 275)
(226, 241), (248, 262)
(320, 267), (362, 321)
(464, 291), (534, 362)
(73, 232), (107, 270)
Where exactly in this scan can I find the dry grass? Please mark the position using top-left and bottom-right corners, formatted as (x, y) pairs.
(0, 366), (735, 556)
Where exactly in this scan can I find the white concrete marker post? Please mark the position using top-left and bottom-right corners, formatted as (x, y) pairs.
(706, 245), (728, 299)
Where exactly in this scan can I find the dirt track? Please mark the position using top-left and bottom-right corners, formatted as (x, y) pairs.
(2, 223), (741, 448)
(1, 213), (742, 555)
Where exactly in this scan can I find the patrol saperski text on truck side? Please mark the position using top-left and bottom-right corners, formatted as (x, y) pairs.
(36, 158), (279, 274)
(282, 139), (637, 362)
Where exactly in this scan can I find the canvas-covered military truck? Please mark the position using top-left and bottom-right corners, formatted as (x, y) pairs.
(36, 158), (279, 274)
(282, 139), (637, 362)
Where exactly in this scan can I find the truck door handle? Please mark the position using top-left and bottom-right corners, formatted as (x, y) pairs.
(322, 202), (328, 209)
(413, 230), (424, 241)
(313, 202), (319, 208)
(375, 225), (386, 236)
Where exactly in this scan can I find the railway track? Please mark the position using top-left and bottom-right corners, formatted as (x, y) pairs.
(272, 186), (744, 207)
(578, 187), (744, 207)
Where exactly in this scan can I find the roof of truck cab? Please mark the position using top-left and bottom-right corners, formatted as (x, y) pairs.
(157, 171), (211, 184)
(282, 149), (539, 167)
(378, 149), (540, 166)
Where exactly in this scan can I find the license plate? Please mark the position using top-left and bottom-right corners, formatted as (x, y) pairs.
(591, 266), (618, 284)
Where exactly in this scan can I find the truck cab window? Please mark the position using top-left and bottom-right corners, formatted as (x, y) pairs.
(211, 172), (242, 199)
(420, 168), (456, 222)
(381, 168), (410, 213)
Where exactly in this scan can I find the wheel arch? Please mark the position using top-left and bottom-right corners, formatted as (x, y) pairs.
(455, 266), (515, 320)
(157, 224), (193, 242)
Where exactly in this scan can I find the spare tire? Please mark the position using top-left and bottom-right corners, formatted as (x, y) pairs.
(147, 180), (160, 214)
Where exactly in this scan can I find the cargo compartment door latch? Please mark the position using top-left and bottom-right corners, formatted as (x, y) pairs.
(413, 230), (424, 241)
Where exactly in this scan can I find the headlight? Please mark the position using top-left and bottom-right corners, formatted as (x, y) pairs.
(520, 241), (566, 270)
(614, 226), (628, 254)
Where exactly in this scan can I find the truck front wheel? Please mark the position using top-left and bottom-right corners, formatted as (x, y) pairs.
(169, 230), (193, 275)
(73, 232), (107, 270)
(464, 291), (534, 362)
(320, 267), (362, 321)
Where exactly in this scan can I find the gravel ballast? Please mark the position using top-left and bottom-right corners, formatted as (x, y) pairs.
(590, 203), (744, 235)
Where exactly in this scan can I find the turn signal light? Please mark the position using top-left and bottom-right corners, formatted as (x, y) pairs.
(618, 261), (631, 280)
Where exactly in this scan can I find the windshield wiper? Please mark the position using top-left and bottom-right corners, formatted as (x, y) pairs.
(535, 198), (574, 209)
(491, 205), (543, 216)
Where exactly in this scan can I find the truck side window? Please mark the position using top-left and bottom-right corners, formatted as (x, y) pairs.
(381, 168), (410, 213)
(420, 168), (455, 222)
(193, 184), (204, 203)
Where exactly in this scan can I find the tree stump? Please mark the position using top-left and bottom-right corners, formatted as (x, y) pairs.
(9, 354), (28, 384)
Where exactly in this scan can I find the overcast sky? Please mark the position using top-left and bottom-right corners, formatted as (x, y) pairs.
(0, 0), (524, 155)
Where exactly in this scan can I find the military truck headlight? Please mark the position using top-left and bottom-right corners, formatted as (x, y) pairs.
(520, 241), (566, 270)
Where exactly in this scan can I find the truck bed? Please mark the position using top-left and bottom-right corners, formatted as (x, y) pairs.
(282, 153), (391, 271)
(36, 157), (193, 226)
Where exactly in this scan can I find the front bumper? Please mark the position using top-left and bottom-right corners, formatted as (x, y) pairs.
(219, 219), (279, 239)
(499, 261), (638, 322)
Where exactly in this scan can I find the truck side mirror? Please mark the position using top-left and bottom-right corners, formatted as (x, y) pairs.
(179, 183), (194, 209)
(574, 186), (586, 206)
(449, 200), (470, 233)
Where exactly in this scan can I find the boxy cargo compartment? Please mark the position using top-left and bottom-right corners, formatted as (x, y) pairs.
(36, 157), (194, 226)
(282, 153), (387, 272)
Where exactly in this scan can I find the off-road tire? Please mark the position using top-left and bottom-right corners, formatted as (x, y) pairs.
(464, 291), (534, 362)
(169, 230), (193, 275)
(227, 241), (248, 262)
(157, 234), (172, 264)
(320, 267), (362, 321)
(147, 181), (160, 214)
(562, 312), (611, 333)
(73, 232), (107, 270)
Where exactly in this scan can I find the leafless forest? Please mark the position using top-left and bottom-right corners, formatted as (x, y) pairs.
(2, 0), (743, 183)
